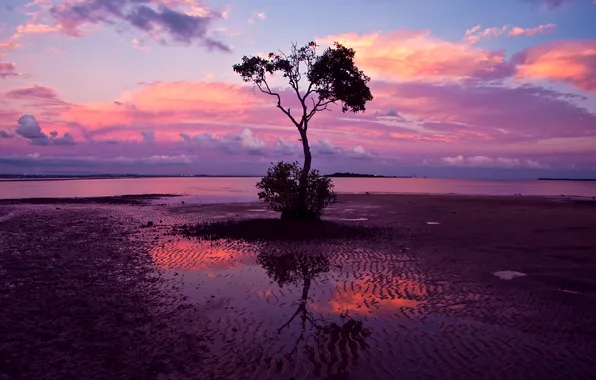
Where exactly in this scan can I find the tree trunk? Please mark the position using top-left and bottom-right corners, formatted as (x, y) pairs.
(298, 129), (312, 218)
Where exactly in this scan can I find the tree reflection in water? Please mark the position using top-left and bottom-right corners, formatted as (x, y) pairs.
(257, 244), (370, 378)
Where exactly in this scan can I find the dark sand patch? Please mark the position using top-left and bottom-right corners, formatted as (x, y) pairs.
(0, 207), (206, 380)
(0, 193), (180, 205)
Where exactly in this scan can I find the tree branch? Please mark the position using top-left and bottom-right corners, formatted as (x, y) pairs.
(302, 82), (315, 101)
(306, 97), (335, 121)
(256, 80), (301, 128)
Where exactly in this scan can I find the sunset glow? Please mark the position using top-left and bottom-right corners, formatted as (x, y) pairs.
(1, 0), (595, 177)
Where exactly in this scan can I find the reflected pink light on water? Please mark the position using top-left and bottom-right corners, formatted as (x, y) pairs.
(151, 239), (248, 272)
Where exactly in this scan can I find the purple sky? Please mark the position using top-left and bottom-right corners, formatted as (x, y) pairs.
(1, 0), (595, 178)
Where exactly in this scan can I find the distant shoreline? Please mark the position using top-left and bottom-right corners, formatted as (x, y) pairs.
(537, 178), (596, 182)
(0, 175), (595, 183)
(0, 175), (262, 182)
(325, 172), (416, 178)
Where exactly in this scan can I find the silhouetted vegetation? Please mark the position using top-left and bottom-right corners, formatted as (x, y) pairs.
(257, 161), (337, 219)
(174, 218), (387, 242)
(233, 41), (373, 219)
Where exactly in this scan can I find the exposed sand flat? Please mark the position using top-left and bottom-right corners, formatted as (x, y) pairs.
(1, 194), (595, 379)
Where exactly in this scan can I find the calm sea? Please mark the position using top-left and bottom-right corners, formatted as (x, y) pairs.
(0, 177), (595, 202)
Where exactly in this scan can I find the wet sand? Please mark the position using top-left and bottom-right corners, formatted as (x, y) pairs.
(1, 194), (595, 379)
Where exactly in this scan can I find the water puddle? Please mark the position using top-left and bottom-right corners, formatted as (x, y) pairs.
(426, 221), (441, 225)
(493, 270), (527, 280)
(149, 238), (444, 378)
(339, 217), (369, 221)
(152, 239), (254, 271)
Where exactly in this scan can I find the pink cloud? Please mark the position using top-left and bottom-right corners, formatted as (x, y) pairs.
(317, 30), (515, 81)
(2, 75), (595, 171)
(64, 81), (274, 132)
(438, 155), (547, 168)
(464, 24), (556, 44)
(0, 40), (20, 52)
(132, 38), (150, 52)
(514, 40), (596, 92)
(13, 23), (63, 38)
(371, 80), (596, 143)
(0, 62), (18, 78)
(509, 24), (556, 37)
(464, 25), (509, 44)
(0, 39), (20, 79)
(248, 11), (266, 24)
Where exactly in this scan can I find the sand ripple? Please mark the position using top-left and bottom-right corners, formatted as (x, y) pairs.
(10, 199), (591, 379)
(133, 200), (596, 379)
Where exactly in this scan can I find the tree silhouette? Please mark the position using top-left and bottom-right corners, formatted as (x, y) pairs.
(233, 42), (373, 217)
(257, 244), (370, 378)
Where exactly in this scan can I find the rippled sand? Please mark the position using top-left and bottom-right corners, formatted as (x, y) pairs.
(1, 194), (595, 379)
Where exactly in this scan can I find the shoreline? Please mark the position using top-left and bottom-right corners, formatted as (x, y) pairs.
(0, 192), (594, 205)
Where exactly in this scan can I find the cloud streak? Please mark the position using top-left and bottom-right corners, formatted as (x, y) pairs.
(464, 24), (556, 44)
(520, 0), (572, 9)
(438, 155), (546, 168)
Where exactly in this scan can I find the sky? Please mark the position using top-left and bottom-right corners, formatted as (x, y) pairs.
(0, 0), (595, 178)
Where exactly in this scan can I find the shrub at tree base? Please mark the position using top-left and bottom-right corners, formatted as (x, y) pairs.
(256, 161), (337, 220)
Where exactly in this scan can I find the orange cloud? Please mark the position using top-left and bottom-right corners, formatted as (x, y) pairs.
(514, 40), (596, 92)
(317, 31), (514, 81)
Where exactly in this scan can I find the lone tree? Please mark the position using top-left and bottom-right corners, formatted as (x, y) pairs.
(233, 41), (373, 218)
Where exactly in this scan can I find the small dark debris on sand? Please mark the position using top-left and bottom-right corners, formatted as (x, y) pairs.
(174, 218), (389, 242)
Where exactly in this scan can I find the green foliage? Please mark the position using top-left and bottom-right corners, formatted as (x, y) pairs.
(256, 161), (337, 220)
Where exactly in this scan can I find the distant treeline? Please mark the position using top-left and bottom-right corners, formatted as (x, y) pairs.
(538, 178), (596, 182)
(324, 172), (414, 178)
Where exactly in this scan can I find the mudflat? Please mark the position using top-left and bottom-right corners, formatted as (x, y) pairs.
(0, 194), (595, 380)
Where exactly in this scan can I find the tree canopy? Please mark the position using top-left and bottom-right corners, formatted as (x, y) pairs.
(232, 41), (373, 132)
